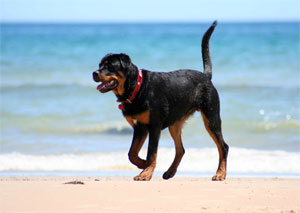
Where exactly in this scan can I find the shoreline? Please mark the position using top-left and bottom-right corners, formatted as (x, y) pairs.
(1, 170), (299, 179)
(1, 177), (299, 213)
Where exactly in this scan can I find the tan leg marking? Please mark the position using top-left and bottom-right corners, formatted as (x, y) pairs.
(163, 119), (186, 179)
(133, 153), (157, 181)
(200, 111), (228, 181)
(163, 109), (195, 179)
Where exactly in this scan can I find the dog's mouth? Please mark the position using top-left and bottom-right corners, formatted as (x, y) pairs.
(97, 79), (118, 93)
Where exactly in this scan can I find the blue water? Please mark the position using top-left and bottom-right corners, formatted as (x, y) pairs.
(0, 22), (299, 175)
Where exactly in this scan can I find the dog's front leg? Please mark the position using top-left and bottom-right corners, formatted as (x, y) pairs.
(128, 124), (148, 169)
(134, 125), (161, 181)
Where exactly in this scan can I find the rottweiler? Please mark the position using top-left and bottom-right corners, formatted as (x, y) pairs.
(93, 21), (229, 181)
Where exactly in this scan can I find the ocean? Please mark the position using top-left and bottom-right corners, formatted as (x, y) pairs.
(0, 22), (299, 177)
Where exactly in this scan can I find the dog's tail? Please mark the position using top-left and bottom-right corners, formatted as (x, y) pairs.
(202, 20), (217, 80)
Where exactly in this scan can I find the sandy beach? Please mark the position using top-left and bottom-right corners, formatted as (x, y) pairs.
(0, 177), (299, 213)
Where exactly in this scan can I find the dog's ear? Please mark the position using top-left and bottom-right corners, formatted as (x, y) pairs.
(118, 53), (131, 70)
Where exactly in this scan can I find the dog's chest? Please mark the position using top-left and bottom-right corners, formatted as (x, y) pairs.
(124, 110), (150, 127)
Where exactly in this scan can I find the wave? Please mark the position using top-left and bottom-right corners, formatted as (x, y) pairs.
(1, 147), (299, 174)
(62, 122), (133, 135)
(251, 119), (300, 131)
(4, 120), (133, 135)
(66, 119), (299, 136)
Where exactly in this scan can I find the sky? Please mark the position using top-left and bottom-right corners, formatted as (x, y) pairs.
(0, 0), (299, 23)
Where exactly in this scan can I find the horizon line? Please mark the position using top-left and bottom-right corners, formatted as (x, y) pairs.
(1, 19), (299, 24)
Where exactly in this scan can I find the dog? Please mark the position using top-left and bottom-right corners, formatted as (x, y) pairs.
(93, 21), (229, 181)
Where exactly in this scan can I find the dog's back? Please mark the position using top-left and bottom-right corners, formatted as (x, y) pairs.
(135, 69), (215, 128)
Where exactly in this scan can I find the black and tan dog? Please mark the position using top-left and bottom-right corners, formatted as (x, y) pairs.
(93, 21), (229, 181)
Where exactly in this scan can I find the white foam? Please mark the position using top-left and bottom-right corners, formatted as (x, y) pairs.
(0, 147), (299, 174)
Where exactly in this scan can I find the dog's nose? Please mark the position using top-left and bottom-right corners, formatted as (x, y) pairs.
(93, 70), (100, 82)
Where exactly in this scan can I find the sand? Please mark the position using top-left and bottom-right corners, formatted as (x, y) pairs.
(0, 177), (299, 213)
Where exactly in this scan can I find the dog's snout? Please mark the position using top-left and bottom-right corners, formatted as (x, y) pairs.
(93, 70), (100, 82)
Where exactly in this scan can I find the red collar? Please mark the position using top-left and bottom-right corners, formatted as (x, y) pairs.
(117, 69), (143, 110)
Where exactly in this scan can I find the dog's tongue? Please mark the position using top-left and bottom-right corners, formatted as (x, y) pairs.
(96, 80), (117, 93)
(97, 83), (106, 91)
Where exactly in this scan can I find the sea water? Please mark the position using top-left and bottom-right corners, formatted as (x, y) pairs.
(0, 22), (299, 177)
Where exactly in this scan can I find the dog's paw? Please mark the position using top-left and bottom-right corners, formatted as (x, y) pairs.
(133, 174), (152, 181)
(162, 169), (176, 180)
(133, 168), (153, 181)
(212, 174), (226, 181)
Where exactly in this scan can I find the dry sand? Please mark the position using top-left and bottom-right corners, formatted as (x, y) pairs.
(0, 177), (299, 213)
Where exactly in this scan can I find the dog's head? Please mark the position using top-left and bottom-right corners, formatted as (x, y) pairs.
(93, 53), (132, 95)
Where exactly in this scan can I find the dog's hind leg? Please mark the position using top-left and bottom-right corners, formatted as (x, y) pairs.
(128, 124), (148, 169)
(163, 120), (186, 180)
(200, 110), (229, 181)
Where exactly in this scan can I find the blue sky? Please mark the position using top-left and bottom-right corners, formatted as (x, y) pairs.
(1, 0), (299, 22)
